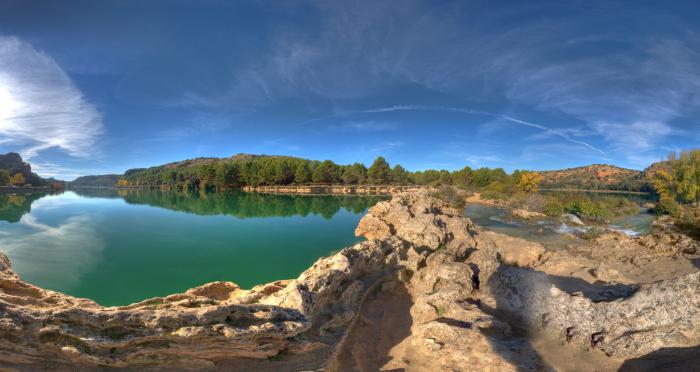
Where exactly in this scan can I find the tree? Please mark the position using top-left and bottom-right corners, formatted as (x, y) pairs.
(518, 172), (542, 193)
(161, 170), (177, 186)
(438, 170), (452, 185)
(215, 162), (240, 188)
(471, 168), (492, 187)
(273, 161), (294, 185)
(342, 163), (368, 184)
(312, 160), (341, 184)
(451, 166), (473, 188)
(294, 162), (312, 184)
(390, 164), (409, 184)
(9, 173), (25, 186)
(367, 157), (391, 184)
(652, 150), (700, 204)
(0, 170), (9, 186)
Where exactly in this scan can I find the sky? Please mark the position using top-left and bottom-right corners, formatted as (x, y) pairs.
(1, 0), (700, 180)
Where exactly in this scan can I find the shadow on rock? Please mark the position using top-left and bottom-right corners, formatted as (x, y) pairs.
(546, 274), (639, 302)
(618, 345), (700, 372)
(328, 280), (414, 372)
(470, 290), (552, 372)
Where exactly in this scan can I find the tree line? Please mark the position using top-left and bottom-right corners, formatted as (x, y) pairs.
(116, 155), (532, 192)
(650, 149), (700, 238)
(0, 170), (26, 187)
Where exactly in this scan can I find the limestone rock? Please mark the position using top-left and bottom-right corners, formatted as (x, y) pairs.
(511, 208), (547, 219)
(1, 189), (698, 371)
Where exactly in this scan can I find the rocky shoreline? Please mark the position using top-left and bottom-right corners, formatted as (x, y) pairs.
(241, 184), (420, 195)
(0, 190), (698, 370)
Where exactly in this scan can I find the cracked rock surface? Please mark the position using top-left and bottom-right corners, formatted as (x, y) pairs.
(0, 189), (698, 371)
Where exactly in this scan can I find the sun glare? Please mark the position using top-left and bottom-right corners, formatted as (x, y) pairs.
(0, 80), (20, 126)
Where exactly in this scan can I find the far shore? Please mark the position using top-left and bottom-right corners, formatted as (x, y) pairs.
(65, 184), (421, 196)
(0, 186), (58, 194)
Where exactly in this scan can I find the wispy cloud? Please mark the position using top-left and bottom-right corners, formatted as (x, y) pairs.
(301, 104), (606, 154)
(464, 155), (504, 166)
(0, 36), (103, 160)
(369, 141), (404, 153)
(328, 121), (397, 132)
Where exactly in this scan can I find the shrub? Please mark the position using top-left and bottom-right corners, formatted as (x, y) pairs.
(580, 227), (605, 240)
(481, 181), (517, 200)
(674, 207), (700, 239)
(542, 199), (565, 216)
(654, 196), (680, 216)
(433, 186), (466, 209)
(518, 193), (547, 212)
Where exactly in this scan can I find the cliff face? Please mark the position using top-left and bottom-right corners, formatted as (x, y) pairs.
(0, 152), (46, 186)
(0, 190), (697, 370)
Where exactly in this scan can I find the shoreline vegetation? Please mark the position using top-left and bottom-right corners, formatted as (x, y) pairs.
(70, 154), (658, 194)
(241, 184), (420, 195)
(538, 188), (650, 195)
(2, 148), (699, 237)
(0, 189), (697, 370)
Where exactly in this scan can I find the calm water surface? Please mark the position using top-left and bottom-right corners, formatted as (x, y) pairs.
(0, 190), (384, 306)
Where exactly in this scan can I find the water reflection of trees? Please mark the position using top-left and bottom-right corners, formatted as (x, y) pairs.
(0, 193), (47, 223)
(71, 189), (385, 219)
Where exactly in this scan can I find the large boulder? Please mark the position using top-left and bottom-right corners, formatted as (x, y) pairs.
(0, 189), (698, 370)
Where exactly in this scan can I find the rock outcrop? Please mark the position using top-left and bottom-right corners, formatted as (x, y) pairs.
(0, 189), (698, 371)
(510, 208), (547, 219)
(242, 185), (420, 195)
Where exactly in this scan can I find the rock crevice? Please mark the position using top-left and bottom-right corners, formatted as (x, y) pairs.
(0, 189), (698, 370)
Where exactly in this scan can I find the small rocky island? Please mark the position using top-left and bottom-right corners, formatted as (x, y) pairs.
(0, 190), (697, 371)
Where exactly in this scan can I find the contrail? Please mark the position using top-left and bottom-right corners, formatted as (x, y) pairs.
(298, 104), (606, 155)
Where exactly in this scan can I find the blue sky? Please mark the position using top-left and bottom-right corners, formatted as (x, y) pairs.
(1, 0), (700, 180)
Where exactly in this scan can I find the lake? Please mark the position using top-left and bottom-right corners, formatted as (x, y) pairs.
(0, 190), (385, 306)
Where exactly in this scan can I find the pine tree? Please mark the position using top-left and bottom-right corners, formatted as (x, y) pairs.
(367, 157), (391, 184)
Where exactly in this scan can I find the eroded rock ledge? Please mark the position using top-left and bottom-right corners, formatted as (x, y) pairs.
(0, 190), (698, 371)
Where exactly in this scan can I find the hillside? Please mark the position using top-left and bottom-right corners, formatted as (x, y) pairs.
(538, 164), (648, 191)
(0, 153), (47, 187)
(70, 174), (121, 188)
(74, 155), (664, 193)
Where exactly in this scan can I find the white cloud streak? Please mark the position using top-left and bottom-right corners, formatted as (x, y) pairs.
(301, 104), (606, 154)
(0, 36), (103, 160)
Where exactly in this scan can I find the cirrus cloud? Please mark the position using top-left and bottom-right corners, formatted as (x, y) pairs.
(0, 36), (103, 160)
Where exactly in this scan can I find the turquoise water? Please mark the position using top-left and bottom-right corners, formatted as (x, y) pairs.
(0, 190), (384, 306)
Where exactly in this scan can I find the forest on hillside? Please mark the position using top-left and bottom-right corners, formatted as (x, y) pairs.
(112, 155), (527, 193)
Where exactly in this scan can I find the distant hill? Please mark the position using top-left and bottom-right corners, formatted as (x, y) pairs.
(70, 174), (121, 188)
(73, 154), (665, 193)
(74, 154), (292, 187)
(538, 164), (648, 191)
(146, 153), (293, 171)
(0, 153), (47, 186)
(641, 161), (670, 180)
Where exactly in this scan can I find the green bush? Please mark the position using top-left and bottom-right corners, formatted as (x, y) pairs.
(654, 196), (680, 216)
(674, 207), (700, 239)
(539, 193), (639, 221)
(542, 199), (565, 216)
(481, 181), (517, 200)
